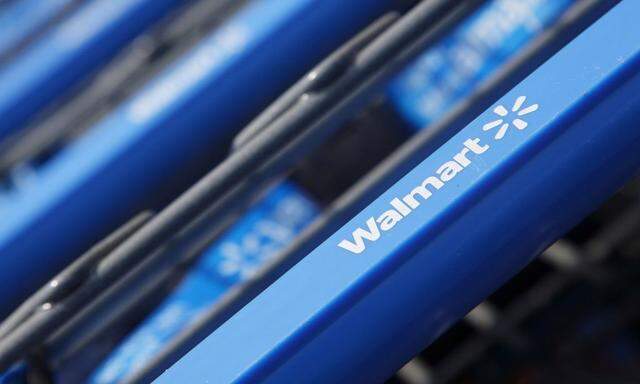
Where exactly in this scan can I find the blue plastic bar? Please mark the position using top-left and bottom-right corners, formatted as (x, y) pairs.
(0, 0), (77, 59)
(0, 0), (184, 142)
(157, 2), (640, 383)
(0, 0), (395, 315)
(0, 361), (25, 384)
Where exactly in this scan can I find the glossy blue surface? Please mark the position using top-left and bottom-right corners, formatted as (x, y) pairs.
(0, 0), (395, 314)
(0, 0), (76, 59)
(0, 0), (184, 141)
(0, 362), (25, 384)
(157, 2), (640, 382)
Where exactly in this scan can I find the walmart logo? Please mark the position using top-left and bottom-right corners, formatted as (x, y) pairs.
(482, 96), (539, 140)
(337, 96), (540, 254)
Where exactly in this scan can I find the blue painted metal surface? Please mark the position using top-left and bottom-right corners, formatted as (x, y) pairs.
(89, 182), (317, 383)
(156, 2), (640, 382)
(0, 0), (185, 142)
(0, 0), (394, 314)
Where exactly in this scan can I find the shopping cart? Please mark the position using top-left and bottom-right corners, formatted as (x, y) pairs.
(1, 1), (639, 383)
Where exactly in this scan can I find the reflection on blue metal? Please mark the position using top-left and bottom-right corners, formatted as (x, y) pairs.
(0, 0), (184, 142)
(157, 2), (640, 383)
(0, 0), (394, 314)
(89, 182), (317, 384)
(389, 0), (572, 129)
